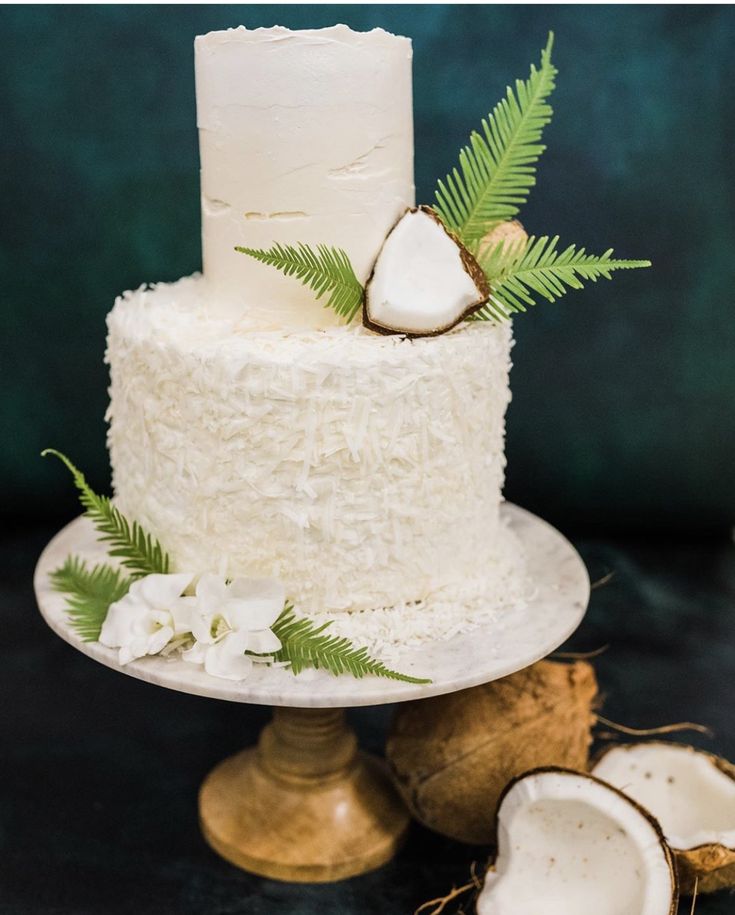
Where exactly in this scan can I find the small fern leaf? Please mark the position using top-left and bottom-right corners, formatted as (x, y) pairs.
(434, 32), (557, 243)
(50, 555), (131, 641)
(474, 235), (651, 319)
(270, 608), (431, 684)
(42, 449), (170, 578)
(236, 242), (365, 321)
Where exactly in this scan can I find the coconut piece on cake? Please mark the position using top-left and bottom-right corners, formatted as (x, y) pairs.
(364, 206), (490, 336)
(593, 742), (735, 894)
(477, 218), (529, 262)
(477, 768), (678, 915)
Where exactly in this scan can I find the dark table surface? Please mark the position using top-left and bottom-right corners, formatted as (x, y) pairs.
(2, 523), (733, 914)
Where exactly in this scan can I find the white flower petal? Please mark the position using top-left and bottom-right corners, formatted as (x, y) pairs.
(146, 625), (174, 656)
(203, 630), (254, 681)
(125, 634), (151, 663)
(99, 595), (147, 648)
(190, 610), (220, 645)
(182, 641), (207, 665)
(225, 596), (284, 631)
(195, 573), (229, 614)
(229, 578), (286, 614)
(138, 572), (194, 608)
(246, 629), (282, 655)
(170, 596), (197, 634)
(118, 644), (136, 666)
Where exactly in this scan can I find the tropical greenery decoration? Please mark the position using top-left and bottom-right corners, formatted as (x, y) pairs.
(433, 32), (556, 244)
(42, 449), (170, 577)
(235, 242), (364, 321)
(44, 450), (429, 685)
(474, 235), (652, 320)
(272, 609), (429, 682)
(236, 31), (650, 328)
(49, 555), (131, 642)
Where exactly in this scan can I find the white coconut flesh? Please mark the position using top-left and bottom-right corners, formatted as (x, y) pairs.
(365, 208), (487, 335)
(477, 769), (675, 915)
(593, 743), (735, 851)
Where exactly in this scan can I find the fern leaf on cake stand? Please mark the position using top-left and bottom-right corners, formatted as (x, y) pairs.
(50, 556), (131, 641)
(272, 609), (431, 684)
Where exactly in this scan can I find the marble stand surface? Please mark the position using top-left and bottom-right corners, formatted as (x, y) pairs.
(33, 503), (589, 709)
(33, 503), (589, 882)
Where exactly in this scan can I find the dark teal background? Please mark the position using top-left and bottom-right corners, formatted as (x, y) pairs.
(2, 5), (734, 533)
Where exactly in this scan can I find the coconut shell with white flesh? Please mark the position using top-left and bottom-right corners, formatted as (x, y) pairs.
(363, 206), (490, 336)
(477, 767), (678, 915)
(386, 660), (597, 844)
(593, 742), (735, 894)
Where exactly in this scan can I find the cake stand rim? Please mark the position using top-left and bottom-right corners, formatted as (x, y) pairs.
(33, 502), (589, 708)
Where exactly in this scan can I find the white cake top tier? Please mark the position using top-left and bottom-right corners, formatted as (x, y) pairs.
(195, 24), (415, 328)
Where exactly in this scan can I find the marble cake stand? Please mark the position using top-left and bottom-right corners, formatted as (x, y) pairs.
(34, 503), (589, 883)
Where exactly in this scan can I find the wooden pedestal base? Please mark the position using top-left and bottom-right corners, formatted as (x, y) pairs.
(199, 707), (411, 883)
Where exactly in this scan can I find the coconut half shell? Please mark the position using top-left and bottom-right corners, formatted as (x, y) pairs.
(364, 206), (490, 337)
(477, 767), (678, 915)
(593, 741), (735, 894)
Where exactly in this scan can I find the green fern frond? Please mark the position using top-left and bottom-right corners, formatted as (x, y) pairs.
(434, 32), (557, 243)
(42, 449), (170, 578)
(50, 555), (131, 641)
(236, 242), (364, 321)
(475, 235), (652, 320)
(270, 608), (431, 684)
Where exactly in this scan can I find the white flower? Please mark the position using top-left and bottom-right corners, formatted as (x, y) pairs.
(182, 575), (284, 681)
(99, 572), (195, 666)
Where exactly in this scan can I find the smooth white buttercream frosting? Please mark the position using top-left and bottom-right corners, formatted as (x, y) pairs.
(106, 277), (514, 615)
(195, 25), (415, 328)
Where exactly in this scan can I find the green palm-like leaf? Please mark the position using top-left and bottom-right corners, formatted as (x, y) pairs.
(475, 235), (651, 320)
(434, 32), (557, 244)
(236, 242), (364, 321)
(271, 608), (431, 684)
(42, 449), (170, 577)
(50, 555), (131, 641)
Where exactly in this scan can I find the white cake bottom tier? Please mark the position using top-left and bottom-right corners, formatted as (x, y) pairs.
(106, 275), (514, 614)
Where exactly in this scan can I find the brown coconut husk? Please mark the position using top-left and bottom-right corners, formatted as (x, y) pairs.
(386, 659), (598, 845)
(476, 219), (528, 264)
(678, 843), (735, 896)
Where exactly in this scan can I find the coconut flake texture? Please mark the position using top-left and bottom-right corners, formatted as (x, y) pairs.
(365, 207), (489, 336)
(593, 742), (735, 894)
(478, 769), (678, 915)
(387, 661), (597, 843)
(106, 274), (515, 621)
(195, 25), (414, 329)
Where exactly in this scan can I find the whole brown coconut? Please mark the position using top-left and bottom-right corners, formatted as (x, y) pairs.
(386, 660), (598, 844)
(477, 219), (528, 262)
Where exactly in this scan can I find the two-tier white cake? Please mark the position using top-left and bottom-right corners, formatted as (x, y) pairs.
(106, 25), (518, 645)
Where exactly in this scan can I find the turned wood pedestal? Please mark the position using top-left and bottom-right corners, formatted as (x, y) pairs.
(199, 707), (410, 882)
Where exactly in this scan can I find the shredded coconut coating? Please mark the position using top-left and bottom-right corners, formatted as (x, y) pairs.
(106, 275), (514, 616)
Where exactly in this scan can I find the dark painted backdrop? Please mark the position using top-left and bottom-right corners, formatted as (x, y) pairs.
(2, 4), (734, 534)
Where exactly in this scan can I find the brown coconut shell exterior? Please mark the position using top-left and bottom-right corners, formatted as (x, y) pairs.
(477, 219), (528, 263)
(594, 742), (735, 895)
(363, 206), (491, 338)
(483, 767), (678, 913)
(385, 659), (598, 844)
